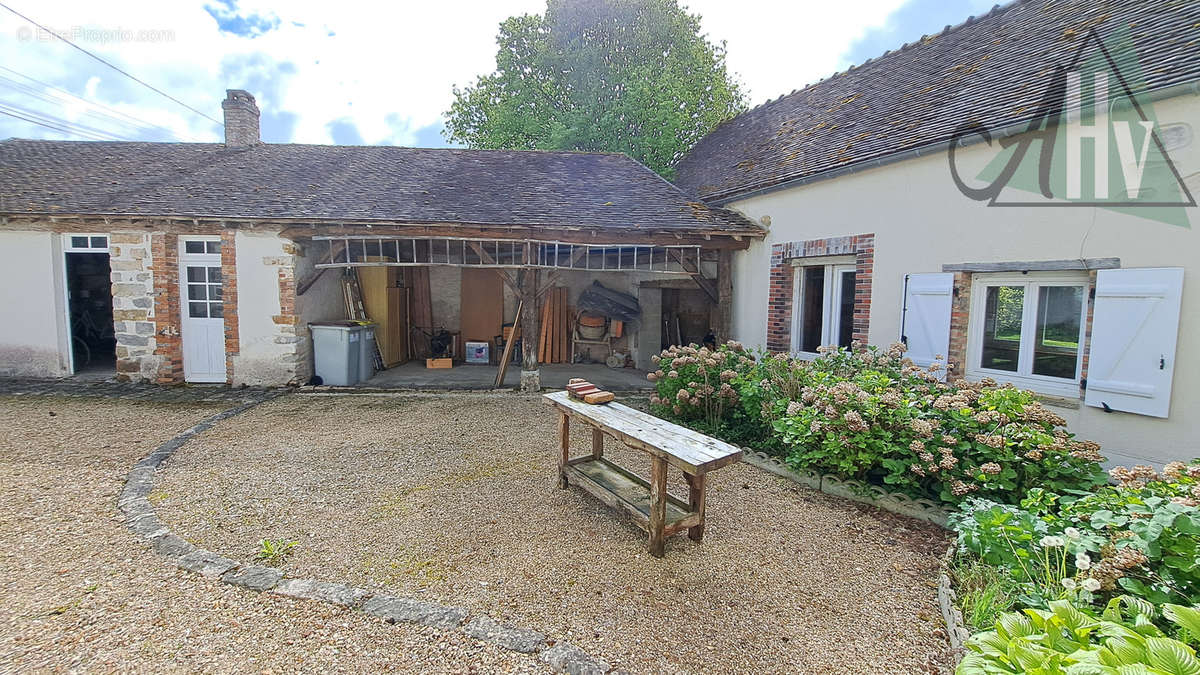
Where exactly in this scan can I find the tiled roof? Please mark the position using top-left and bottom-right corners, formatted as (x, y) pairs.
(674, 0), (1200, 202)
(0, 141), (760, 235)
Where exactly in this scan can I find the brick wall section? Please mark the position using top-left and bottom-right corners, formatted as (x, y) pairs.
(947, 272), (972, 380)
(765, 244), (795, 351)
(765, 233), (875, 352)
(221, 230), (239, 383)
(150, 233), (184, 383)
(108, 232), (159, 382)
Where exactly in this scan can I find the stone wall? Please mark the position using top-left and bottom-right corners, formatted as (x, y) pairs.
(230, 231), (306, 386)
(109, 232), (162, 382)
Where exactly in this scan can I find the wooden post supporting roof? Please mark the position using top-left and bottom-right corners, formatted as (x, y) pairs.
(519, 269), (540, 392)
(716, 249), (733, 342)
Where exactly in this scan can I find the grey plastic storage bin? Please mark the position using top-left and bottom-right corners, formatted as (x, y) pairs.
(358, 323), (378, 380)
(310, 321), (363, 386)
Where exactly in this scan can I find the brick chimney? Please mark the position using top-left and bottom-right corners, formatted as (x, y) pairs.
(221, 89), (260, 147)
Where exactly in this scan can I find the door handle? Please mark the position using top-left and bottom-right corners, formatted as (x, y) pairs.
(1160, 355), (1166, 370)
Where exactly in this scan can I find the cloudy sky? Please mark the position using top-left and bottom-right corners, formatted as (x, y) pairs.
(0, 0), (996, 147)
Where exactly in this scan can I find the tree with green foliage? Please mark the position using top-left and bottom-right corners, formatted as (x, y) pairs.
(445, 0), (745, 177)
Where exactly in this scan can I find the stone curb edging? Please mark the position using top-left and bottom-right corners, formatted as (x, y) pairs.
(738, 450), (952, 527)
(937, 544), (970, 663)
(117, 393), (611, 674)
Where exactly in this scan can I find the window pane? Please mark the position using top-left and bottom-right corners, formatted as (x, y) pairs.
(209, 284), (222, 300)
(185, 241), (204, 254)
(981, 286), (1023, 372)
(837, 270), (855, 348)
(799, 267), (825, 352)
(71, 236), (88, 248)
(188, 302), (208, 318)
(1033, 286), (1084, 379)
(187, 284), (207, 300)
(207, 267), (221, 283)
(209, 303), (223, 319)
(90, 236), (107, 249)
(205, 241), (222, 254)
(186, 267), (205, 282)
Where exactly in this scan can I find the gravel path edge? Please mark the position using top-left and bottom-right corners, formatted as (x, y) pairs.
(116, 392), (610, 674)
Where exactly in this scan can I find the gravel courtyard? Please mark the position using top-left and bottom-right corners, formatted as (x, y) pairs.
(156, 392), (954, 673)
(0, 393), (544, 672)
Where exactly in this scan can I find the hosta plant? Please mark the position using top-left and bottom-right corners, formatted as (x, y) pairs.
(957, 597), (1200, 674)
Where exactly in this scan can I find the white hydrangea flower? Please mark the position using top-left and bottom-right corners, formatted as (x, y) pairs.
(1064, 527), (1082, 540)
(1040, 535), (1066, 548)
(1061, 578), (1078, 590)
(1081, 578), (1101, 592)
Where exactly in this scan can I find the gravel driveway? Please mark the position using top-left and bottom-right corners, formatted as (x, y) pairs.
(0, 394), (545, 672)
(158, 392), (954, 673)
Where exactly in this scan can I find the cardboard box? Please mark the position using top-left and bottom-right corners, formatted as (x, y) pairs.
(425, 357), (453, 369)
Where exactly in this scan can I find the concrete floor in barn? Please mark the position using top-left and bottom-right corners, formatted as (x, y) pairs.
(359, 361), (653, 391)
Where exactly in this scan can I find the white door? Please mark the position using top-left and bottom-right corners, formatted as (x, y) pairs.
(179, 238), (227, 383)
(901, 273), (954, 376)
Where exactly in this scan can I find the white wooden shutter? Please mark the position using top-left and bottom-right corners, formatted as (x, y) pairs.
(901, 273), (954, 376)
(1084, 268), (1184, 418)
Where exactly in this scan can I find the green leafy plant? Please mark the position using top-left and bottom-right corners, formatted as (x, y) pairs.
(256, 538), (297, 566)
(951, 553), (1022, 632)
(957, 597), (1200, 674)
(951, 463), (1200, 613)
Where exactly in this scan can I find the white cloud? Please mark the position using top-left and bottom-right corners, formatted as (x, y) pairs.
(0, 0), (913, 146)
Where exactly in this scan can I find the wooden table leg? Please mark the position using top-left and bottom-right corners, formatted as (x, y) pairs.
(557, 412), (570, 489)
(648, 456), (667, 557)
(684, 472), (706, 541)
(591, 427), (604, 459)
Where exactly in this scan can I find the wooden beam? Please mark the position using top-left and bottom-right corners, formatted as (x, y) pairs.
(494, 300), (522, 388)
(295, 267), (328, 297)
(278, 224), (755, 249)
(716, 249), (733, 341)
(537, 246), (591, 299)
(668, 249), (719, 303)
(466, 240), (521, 295)
(519, 269), (540, 391)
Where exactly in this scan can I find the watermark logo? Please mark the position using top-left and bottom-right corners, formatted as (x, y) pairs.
(14, 24), (176, 44)
(948, 27), (1195, 227)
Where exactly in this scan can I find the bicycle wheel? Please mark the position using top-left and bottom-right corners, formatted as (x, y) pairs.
(72, 335), (91, 370)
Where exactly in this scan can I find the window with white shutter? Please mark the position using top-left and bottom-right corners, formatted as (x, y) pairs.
(1084, 268), (1184, 418)
(901, 273), (953, 377)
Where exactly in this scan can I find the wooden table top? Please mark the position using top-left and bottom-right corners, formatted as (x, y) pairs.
(543, 390), (743, 473)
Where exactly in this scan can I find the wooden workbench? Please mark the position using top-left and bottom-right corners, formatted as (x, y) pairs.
(542, 390), (743, 557)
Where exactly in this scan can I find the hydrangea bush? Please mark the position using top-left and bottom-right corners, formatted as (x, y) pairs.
(769, 344), (1106, 505)
(647, 341), (1105, 507)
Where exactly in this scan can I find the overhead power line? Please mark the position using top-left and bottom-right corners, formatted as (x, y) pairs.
(0, 1), (223, 126)
(0, 66), (198, 141)
(0, 105), (130, 141)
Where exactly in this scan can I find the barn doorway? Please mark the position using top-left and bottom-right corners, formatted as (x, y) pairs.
(63, 235), (116, 376)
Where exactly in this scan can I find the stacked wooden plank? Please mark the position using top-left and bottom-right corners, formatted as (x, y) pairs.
(538, 286), (570, 364)
(566, 378), (615, 404)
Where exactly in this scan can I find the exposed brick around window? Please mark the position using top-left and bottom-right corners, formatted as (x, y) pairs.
(766, 233), (875, 351)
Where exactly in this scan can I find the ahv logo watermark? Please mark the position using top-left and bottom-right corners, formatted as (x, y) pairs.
(948, 27), (1195, 227)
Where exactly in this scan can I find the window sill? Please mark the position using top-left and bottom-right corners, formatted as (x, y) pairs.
(964, 368), (1082, 399)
